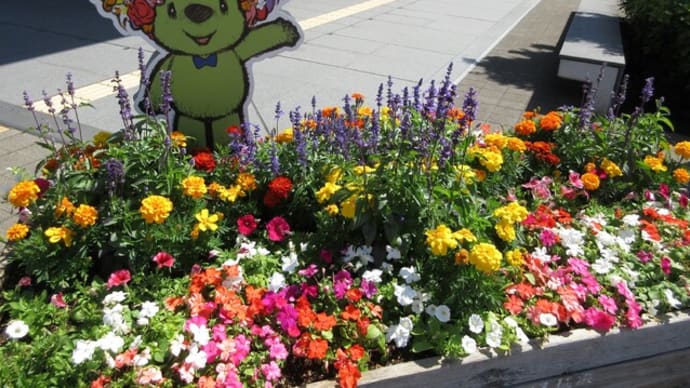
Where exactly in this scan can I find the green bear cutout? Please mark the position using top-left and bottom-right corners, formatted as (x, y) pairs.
(91, 0), (302, 149)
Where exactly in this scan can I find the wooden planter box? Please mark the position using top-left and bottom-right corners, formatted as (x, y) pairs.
(309, 311), (690, 387)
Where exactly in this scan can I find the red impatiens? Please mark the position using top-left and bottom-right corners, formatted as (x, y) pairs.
(264, 176), (293, 207)
(107, 269), (131, 289)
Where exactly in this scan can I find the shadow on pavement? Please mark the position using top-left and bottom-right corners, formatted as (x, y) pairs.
(0, 1), (122, 65)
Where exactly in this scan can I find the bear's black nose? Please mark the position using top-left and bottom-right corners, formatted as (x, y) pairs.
(185, 3), (214, 24)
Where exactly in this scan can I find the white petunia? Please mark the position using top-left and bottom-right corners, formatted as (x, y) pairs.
(486, 330), (503, 348)
(381, 262), (394, 274)
(188, 322), (210, 346)
(539, 313), (558, 327)
(130, 335), (143, 350)
(281, 251), (299, 274)
(503, 316), (518, 328)
(411, 299), (425, 314)
(97, 331), (125, 353)
(461, 335), (477, 354)
(102, 291), (127, 306)
(341, 245), (357, 262)
(468, 314), (484, 334)
(425, 304), (437, 317)
(531, 246), (552, 263)
(72, 339), (97, 365)
(355, 245), (375, 267)
(4, 320), (29, 339)
(393, 284), (417, 306)
(434, 305), (451, 323)
(399, 266), (421, 284)
(591, 258), (613, 274)
(235, 240), (258, 260)
(386, 245), (402, 260)
(185, 344), (207, 369)
(140, 301), (159, 319)
(664, 289), (683, 309)
(268, 272), (286, 292)
(133, 347), (151, 367)
(385, 317), (414, 348)
(622, 214), (640, 226)
(362, 269), (383, 284)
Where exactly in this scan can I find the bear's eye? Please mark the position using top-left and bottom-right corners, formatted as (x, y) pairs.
(167, 3), (177, 18)
(219, 0), (228, 14)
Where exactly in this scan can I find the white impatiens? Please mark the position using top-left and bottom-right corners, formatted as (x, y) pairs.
(362, 269), (383, 284)
(137, 301), (160, 326)
(399, 266), (421, 284)
(102, 291), (127, 306)
(267, 272), (286, 292)
(393, 283), (417, 306)
(97, 331), (125, 353)
(4, 320), (29, 340)
(664, 289), (683, 309)
(386, 245), (402, 260)
(72, 339), (98, 365)
(385, 317), (414, 348)
(539, 313), (558, 327)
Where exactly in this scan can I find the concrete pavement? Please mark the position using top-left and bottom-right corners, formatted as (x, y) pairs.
(1, 0), (584, 263)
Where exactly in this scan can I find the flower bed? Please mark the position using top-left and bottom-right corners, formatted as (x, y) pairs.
(1, 69), (690, 387)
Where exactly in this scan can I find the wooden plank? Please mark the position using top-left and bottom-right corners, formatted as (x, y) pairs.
(308, 311), (690, 387)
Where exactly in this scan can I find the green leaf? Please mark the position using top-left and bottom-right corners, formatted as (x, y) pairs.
(366, 324), (383, 340)
(411, 338), (433, 353)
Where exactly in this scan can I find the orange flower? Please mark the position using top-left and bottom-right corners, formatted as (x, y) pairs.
(322, 106), (339, 117)
(307, 337), (329, 360)
(347, 344), (366, 361)
(356, 317), (370, 336)
(336, 359), (362, 388)
(539, 111), (562, 131)
(514, 119), (537, 136)
(351, 92), (364, 101)
(504, 295), (524, 315)
(6, 223), (29, 241)
(341, 304), (361, 321)
(522, 111), (537, 120)
(8, 180), (41, 208)
(236, 172), (257, 192)
(170, 131), (187, 147)
(581, 172), (600, 191)
(368, 303), (383, 319)
(673, 168), (690, 184)
(73, 204), (98, 228)
(345, 288), (363, 303)
(164, 296), (184, 311)
(181, 176), (207, 199)
(313, 312), (337, 331)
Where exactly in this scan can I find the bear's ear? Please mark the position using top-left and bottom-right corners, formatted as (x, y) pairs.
(242, 0), (282, 27)
(90, 0), (157, 37)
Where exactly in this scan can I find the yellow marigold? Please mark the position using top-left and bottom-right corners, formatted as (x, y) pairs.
(455, 164), (476, 185)
(8, 180), (41, 208)
(139, 195), (173, 224)
(219, 185), (243, 202)
(494, 202), (529, 224)
(326, 167), (342, 184)
(673, 168), (690, 185)
(584, 162), (597, 173)
(6, 223), (29, 241)
(92, 130), (112, 146)
(454, 248), (469, 265)
(539, 112), (562, 131)
(495, 219), (516, 242)
(357, 106), (373, 117)
(425, 224), (459, 256)
(325, 204), (339, 216)
(275, 128), (293, 144)
(514, 119), (537, 136)
(506, 137), (527, 152)
(601, 158), (622, 178)
(643, 155), (667, 172)
(236, 172), (257, 192)
(674, 141), (690, 159)
(191, 224), (200, 240)
(181, 176), (207, 199)
(44, 226), (74, 247)
(316, 182), (342, 203)
(207, 182), (223, 197)
(381, 106), (392, 118)
(484, 133), (508, 149)
(171, 131), (187, 148)
(453, 228), (477, 243)
(353, 164), (377, 175)
(471, 147), (504, 172)
(505, 249), (524, 267)
(72, 204), (98, 228)
(340, 195), (358, 219)
(581, 172), (600, 191)
(56, 196), (76, 218)
(195, 209), (220, 232)
(469, 242), (503, 274)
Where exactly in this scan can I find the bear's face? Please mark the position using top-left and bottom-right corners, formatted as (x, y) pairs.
(153, 0), (246, 56)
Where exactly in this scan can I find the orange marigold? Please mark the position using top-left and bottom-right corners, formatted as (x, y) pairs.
(139, 195), (173, 224)
(236, 172), (257, 192)
(674, 141), (690, 159)
(673, 168), (690, 185)
(56, 196), (76, 218)
(581, 172), (600, 191)
(6, 223), (29, 241)
(539, 112), (562, 131)
(73, 204), (98, 228)
(181, 176), (207, 199)
(8, 180), (41, 208)
(514, 119), (537, 136)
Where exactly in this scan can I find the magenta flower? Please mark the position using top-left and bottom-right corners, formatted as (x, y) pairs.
(107, 269), (131, 289)
(18, 276), (31, 287)
(261, 361), (282, 382)
(661, 257), (672, 275)
(598, 295), (618, 315)
(276, 305), (300, 337)
(568, 171), (584, 188)
(636, 250), (653, 264)
(539, 229), (558, 247)
(212, 324), (227, 342)
(202, 340), (220, 363)
(298, 264), (319, 277)
(522, 176), (553, 200)
(50, 292), (67, 308)
(680, 193), (688, 209)
(615, 281), (634, 300)
(232, 334), (251, 366)
(583, 307), (616, 331)
(567, 258), (589, 275)
(152, 251), (175, 269)
(237, 214), (258, 236)
(625, 301), (643, 328)
(266, 216), (291, 242)
(333, 270), (353, 299)
(320, 249), (333, 264)
(360, 279), (378, 298)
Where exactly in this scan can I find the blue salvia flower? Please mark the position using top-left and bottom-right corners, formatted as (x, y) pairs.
(159, 70), (173, 133)
(607, 74), (629, 120)
(137, 47), (149, 85)
(22, 91), (34, 112)
(376, 83), (384, 109)
(641, 77), (654, 104)
(334, 118), (350, 160)
(58, 90), (77, 136)
(66, 73), (75, 98)
(461, 87), (479, 125)
(65, 73), (84, 140)
(114, 72), (135, 136)
(311, 96), (317, 114)
(369, 110), (380, 153)
(413, 79), (423, 111)
(42, 90), (55, 115)
(270, 131), (280, 176)
(578, 80), (597, 129)
(423, 80), (437, 116)
(342, 94), (353, 123)
(274, 101), (284, 121)
(104, 158), (125, 196)
(402, 86), (409, 108)
(290, 108), (307, 167)
(438, 136), (452, 168)
(386, 76), (394, 106)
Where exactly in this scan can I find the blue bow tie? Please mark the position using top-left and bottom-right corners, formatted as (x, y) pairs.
(192, 54), (218, 69)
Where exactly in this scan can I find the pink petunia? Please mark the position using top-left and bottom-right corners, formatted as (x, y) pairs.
(50, 292), (67, 308)
(266, 216), (291, 242)
(583, 307), (616, 331)
(261, 361), (282, 382)
(598, 295), (618, 315)
(107, 269), (131, 289)
(18, 276), (32, 287)
(152, 251), (175, 269)
(237, 214), (258, 236)
(568, 171), (584, 189)
(661, 257), (672, 275)
(522, 176), (553, 200)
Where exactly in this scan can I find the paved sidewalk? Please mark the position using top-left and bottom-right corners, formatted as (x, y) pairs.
(0, 0), (580, 278)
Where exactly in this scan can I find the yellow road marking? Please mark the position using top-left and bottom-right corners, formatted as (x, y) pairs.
(32, 0), (396, 114)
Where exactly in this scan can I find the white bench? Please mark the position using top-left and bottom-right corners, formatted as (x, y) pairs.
(557, 0), (625, 112)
